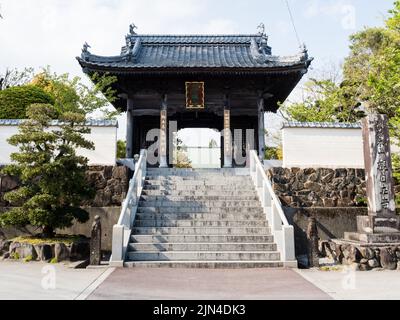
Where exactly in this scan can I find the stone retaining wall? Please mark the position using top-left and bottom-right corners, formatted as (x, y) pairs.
(0, 165), (129, 208)
(319, 240), (400, 271)
(269, 168), (367, 208)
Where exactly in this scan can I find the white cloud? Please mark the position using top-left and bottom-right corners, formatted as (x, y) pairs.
(304, 0), (356, 30)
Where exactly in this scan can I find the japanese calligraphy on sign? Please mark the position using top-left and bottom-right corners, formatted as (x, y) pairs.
(160, 110), (167, 157)
(224, 110), (232, 156)
(185, 82), (205, 109)
(362, 114), (396, 216)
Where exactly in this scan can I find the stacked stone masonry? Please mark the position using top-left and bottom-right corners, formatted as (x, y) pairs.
(269, 168), (367, 208)
(319, 240), (400, 271)
(0, 165), (129, 208)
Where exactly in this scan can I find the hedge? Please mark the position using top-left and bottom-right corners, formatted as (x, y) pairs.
(0, 85), (55, 119)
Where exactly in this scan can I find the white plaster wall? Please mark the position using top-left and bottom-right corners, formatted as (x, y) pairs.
(0, 125), (117, 166)
(282, 127), (364, 169)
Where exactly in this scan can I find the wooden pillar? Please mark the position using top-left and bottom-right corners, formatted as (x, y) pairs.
(223, 94), (232, 168)
(159, 94), (168, 168)
(126, 98), (134, 158)
(258, 98), (265, 161)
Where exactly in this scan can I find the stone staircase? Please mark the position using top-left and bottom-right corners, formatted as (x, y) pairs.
(124, 168), (283, 268)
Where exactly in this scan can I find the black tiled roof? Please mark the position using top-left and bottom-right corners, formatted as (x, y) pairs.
(77, 34), (312, 71)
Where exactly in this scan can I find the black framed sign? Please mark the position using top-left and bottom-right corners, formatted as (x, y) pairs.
(185, 82), (205, 109)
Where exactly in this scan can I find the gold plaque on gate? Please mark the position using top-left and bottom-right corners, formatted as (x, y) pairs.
(185, 82), (205, 109)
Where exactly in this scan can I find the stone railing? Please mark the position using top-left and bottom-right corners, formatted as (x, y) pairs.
(110, 150), (147, 267)
(249, 150), (296, 266)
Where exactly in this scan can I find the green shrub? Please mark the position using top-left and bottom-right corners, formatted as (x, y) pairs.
(0, 85), (55, 119)
(50, 257), (58, 264)
(10, 252), (20, 260)
(23, 255), (33, 263)
(117, 140), (126, 159)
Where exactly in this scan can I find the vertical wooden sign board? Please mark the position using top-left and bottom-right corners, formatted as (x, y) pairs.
(160, 110), (168, 166)
(224, 109), (232, 167)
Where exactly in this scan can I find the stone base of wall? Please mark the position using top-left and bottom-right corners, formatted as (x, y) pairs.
(0, 207), (120, 252)
(0, 165), (129, 208)
(319, 240), (400, 271)
(84, 166), (129, 207)
(284, 207), (368, 265)
(0, 238), (89, 263)
(269, 168), (366, 208)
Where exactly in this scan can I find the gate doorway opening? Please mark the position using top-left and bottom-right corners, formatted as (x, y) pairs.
(176, 128), (221, 169)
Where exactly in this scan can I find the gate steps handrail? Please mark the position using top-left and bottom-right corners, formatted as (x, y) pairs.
(249, 150), (296, 266)
(110, 149), (147, 267)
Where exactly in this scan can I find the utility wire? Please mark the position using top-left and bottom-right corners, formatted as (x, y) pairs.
(284, 0), (302, 47)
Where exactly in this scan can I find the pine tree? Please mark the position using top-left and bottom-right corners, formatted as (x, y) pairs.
(0, 104), (95, 238)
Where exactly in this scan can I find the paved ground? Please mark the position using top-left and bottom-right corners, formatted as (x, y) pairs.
(87, 268), (331, 300)
(2, 261), (400, 300)
(296, 268), (400, 300)
(0, 261), (107, 300)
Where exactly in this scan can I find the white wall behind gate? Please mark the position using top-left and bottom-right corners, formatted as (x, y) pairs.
(0, 120), (118, 166)
(282, 122), (364, 169)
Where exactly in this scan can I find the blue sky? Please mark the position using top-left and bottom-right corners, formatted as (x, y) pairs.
(0, 0), (395, 142)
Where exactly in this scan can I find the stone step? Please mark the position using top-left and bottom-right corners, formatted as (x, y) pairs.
(140, 195), (259, 201)
(127, 251), (281, 261)
(124, 261), (284, 269)
(137, 207), (264, 214)
(144, 180), (254, 186)
(146, 169), (250, 175)
(142, 190), (257, 197)
(132, 227), (271, 235)
(145, 176), (253, 181)
(134, 220), (268, 228)
(138, 200), (261, 208)
(142, 185), (254, 191)
(130, 235), (275, 243)
(135, 213), (266, 220)
(128, 242), (277, 252)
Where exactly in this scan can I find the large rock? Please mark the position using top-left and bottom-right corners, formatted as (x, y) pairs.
(35, 244), (53, 261)
(55, 243), (70, 262)
(10, 242), (37, 260)
(304, 182), (321, 192)
(380, 248), (398, 270)
(359, 247), (375, 260)
(0, 240), (11, 255)
(112, 166), (128, 180)
(368, 259), (380, 268)
(342, 245), (361, 265)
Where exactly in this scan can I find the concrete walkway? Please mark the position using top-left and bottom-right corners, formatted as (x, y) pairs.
(87, 268), (331, 300)
(0, 261), (108, 300)
(296, 268), (400, 300)
(2, 261), (400, 300)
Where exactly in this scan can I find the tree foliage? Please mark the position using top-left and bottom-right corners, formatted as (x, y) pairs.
(283, 79), (365, 123)
(0, 104), (95, 237)
(0, 68), (34, 90)
(31, 68), (118, 117)
(0, 85), (55, 119)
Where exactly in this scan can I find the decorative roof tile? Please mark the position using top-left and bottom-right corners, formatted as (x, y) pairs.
(283, 121), (362, 129)
(77, 34), (312, 71)
(0, 119), (118, 127)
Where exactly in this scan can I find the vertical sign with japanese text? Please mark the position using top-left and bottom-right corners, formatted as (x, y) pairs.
(160, 110), (167, 157)
(362, 114), (396, 216)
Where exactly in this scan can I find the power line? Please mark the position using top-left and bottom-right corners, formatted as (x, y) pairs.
(284, 0), (302, 47)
